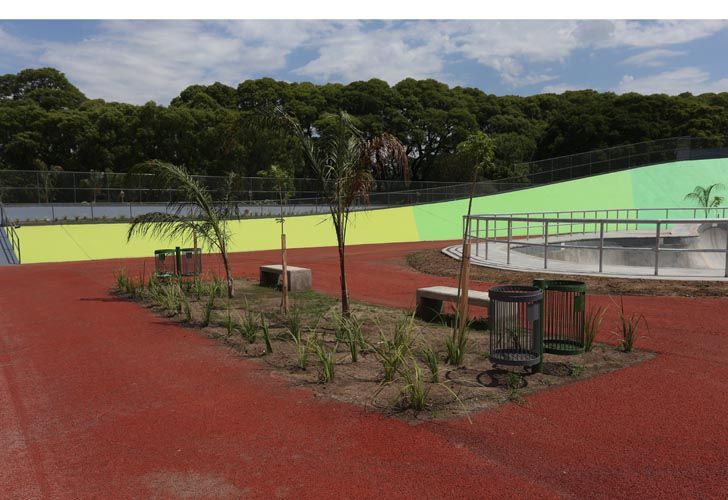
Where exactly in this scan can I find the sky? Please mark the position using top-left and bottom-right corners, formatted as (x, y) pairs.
(1, 19), (728, 105)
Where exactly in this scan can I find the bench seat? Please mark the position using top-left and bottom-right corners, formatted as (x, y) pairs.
(415, 286), (490, 321)
(259, 265), (312, 292)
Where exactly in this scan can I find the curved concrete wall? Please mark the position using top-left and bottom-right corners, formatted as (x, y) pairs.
(16, 158), (728, 264)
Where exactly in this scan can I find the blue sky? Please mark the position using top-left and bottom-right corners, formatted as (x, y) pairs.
(1, 20), (727, 104)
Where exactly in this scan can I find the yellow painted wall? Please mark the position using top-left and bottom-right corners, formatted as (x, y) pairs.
(16, 205), (420, 264)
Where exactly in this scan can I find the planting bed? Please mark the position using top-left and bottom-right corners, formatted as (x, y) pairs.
(115, 272), (652, 421)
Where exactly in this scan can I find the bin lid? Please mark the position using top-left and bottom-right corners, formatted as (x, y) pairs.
(488, 285), (543, 302)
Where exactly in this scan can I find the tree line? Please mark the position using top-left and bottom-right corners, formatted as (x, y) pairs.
(2, 67), (728, 183)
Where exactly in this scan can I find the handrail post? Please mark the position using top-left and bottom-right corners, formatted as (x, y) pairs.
(485, 218), (489, 260)
(475, 217), (480, 257)
(654, 222), (661, 276)
(507, 218), (512, 265)
(599, 222), (605, 273)
(543, 221), (549, 269)
(725, 223), (728, 278)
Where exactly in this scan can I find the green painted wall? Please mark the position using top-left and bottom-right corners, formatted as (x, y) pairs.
(15, 158), (728, 264)
(412, 170), (634, 240)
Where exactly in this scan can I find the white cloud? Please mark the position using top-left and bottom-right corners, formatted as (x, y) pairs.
(293, 21), (450, 83)
(606, 20), (728, 48)
(615, 67), (728, 95)
(541, 83), (585, 94)
(2, 20), (727, 103)
(621, 49), (686, 68)
(35, 20), (332, 103)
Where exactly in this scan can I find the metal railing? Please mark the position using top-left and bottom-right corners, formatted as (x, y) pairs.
(513, 136), (728, 185)
(465, 207), (728, 277)
(0, 202), (21, 263)
(0, 169), (469, 205)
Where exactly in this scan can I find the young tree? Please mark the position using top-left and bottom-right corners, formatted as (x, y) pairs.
(126, 160), (239, 298)
(258, 164), (295, 312)
(449, 131), (496, 366)
(684, 183), (725, 217)
(282, 110), (408, 316)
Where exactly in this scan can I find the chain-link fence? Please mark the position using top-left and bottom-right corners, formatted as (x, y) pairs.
(0, 170), (472, 204)
(513, 136), (728, 185)
(2, 136), (727, 206)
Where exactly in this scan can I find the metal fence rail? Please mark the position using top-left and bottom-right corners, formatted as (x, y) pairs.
(0, 202), (21, 263)
(466, 208), (728, 277)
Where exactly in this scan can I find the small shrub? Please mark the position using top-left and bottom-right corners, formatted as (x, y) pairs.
(191, 277), (205, 300)
(261, 314), (273, 354)
(115, 268), (128, 291)
(288, 328), (315, 370)
(202, 288), (216, 327)
(224, 301), (235, 337)
(506, 372), (524, 403)
(420, 345), (440, 382)
(398, 358), (431, 411)
(238, 309), (258, 343)
(584, 305), (607, 352)
(612, 296), (648, 353)
(444, 312), (472, 366)
(286, 306), (303, 343)
(339, 314), (364, 362)
(570, 364), (585, 377)
(371, 330), (409, 383)
(182, 295), (192, 323)
(312, 335), (336, 383)
(210, 276), (224, 298)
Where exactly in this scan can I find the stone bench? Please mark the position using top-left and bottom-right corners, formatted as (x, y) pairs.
(415, 286), (490, 321)
(259, 265), (312, 292)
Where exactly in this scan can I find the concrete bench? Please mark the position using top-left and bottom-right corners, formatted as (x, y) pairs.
(259, 265), (312, 292)
(415, 286), (490, 321)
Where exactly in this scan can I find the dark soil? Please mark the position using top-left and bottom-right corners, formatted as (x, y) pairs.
(407, 249), (728, 297)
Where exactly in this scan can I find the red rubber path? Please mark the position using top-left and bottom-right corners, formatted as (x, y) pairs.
(1, 241), (727, 498)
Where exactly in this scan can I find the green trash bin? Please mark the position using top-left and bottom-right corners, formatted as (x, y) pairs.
(533, 279), (586, 355)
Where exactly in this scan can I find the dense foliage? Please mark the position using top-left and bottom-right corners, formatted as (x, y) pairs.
(2, 67), (728, 182)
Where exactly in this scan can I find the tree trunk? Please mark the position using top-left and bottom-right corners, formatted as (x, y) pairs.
(221, 247), (234, 298)
(336, 228), (350, 316)
(281, 232), (289, 313)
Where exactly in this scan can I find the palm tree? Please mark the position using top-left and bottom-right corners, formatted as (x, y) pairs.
(684, 183), (725, 217)
(282, 110), (408, 316)
(126, 160), (239, 298)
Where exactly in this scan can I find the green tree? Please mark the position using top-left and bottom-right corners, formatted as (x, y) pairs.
(684, 183), (725, 217)
(126, 161), (239, 298)
(282, 110), (408, 315)
(258, 164), (295, 312)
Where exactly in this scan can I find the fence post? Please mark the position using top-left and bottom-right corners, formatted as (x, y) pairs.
(543, 221), (549, 269)
(51, 203), (55, 222)
(599, 222), (605, 273)
(654, 222), (661, 276)
(90, 203), (94, 220)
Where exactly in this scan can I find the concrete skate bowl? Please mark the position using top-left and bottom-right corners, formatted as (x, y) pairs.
(443, 208), (728, 280)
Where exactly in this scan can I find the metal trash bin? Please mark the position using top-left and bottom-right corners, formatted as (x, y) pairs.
(488, 285), (543, 369)
(154, 248), (177, 277)
(533, 279), (586, 355)
(154, 247), (202, 278)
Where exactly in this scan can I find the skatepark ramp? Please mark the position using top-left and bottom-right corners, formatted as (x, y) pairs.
(447, 207), (728, 280)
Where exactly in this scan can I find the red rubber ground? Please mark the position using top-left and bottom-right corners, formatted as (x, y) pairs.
(2, 241), (727, 498)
